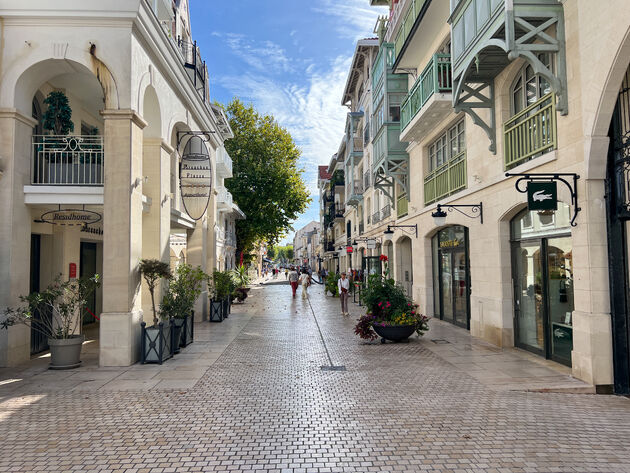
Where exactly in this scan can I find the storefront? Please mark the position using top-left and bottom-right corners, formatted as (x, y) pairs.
(510, 204), (574, 366)
(432, 226), (470, 329)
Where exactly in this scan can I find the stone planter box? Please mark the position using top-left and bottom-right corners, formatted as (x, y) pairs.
(141, 320), (173, 364)
(210, 299), (224, 322)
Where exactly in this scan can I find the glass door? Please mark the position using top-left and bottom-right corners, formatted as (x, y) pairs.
(547, 237), (574, 364)
(452, 248), (469, 327)
(512, 239), (545, 356)
(440, 251), (454, 324)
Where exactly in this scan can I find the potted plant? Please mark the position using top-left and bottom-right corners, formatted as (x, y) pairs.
(42, 91), (74, 135)
(139, 259), (173, 364)
(161, 264), (206, 351)
(209, 270), (230, 322)
(231, 265), (251, 303)
(1, 274), (100, 369)
(355, 255), (429, 343)
(325, 272), (339, 297)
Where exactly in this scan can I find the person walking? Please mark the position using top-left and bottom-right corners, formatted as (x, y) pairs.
(285, 269), (288, 280)
(288, 266), (299, 298)
(299, 271), (310, 299)
(338, 272), (350, 316)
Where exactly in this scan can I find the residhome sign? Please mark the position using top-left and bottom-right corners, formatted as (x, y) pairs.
(527, 181), (558, 211)
(40, 208), (102, 226)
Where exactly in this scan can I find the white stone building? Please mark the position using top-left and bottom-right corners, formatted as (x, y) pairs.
(0, 0), (242, 367)
(293, 221), (319, 270)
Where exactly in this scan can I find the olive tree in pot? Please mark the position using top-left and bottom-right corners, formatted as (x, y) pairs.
(139, 259), (173, 364)
(1, 274), (100, 369)
(160, 264), (206, 352)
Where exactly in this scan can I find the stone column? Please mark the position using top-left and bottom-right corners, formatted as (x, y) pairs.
(99, 110), (146, 367)
(187, 217), (207, 321)
(571, 175), (614, 387)
(0, 110), (36, 367)
(141, 139), (172, 324)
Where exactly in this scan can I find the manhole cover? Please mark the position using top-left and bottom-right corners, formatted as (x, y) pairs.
(320, 365), (346, 371)
(431, 339), (450, 344)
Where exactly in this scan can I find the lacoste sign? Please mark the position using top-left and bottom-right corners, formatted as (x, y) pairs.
(527, 181), (557, 211)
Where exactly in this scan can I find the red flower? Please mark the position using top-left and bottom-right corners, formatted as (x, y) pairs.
(379, 254), (388, 262)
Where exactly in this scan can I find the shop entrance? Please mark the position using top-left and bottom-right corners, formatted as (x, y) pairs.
(29, 234), (50, 355)
(511, 206), (574, 366)
(80, 242), (97, 325)
(432, 226), (470, 329)
(362, 256), (382, 279)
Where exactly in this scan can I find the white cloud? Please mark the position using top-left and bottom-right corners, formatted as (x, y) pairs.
(313, 0), (388, 40)
(223, 33), (294, 74)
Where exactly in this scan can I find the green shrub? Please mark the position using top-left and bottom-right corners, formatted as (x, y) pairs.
(325, 272), (339, 297)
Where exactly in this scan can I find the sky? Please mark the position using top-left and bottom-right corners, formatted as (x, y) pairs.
(189, 0), (388, 245)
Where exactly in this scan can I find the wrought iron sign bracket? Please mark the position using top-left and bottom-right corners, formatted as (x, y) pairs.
(384, 224), (418, 238)
(505, 172), (581, 226)
(176, 131), (215, 149)
(434, 203), (483, 224)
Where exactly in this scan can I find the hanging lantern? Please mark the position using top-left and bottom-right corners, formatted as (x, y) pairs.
(179, 135), (212, 221)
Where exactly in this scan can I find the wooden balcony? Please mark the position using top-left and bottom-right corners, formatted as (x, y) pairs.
(424, 151), (467, 205)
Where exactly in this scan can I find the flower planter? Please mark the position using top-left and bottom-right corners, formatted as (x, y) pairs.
(210, 299), (224, 322)
(48, 335), (84, 369)
(141, 320), (173, 364)
(222, 298), (229, 319)
(372, 324), (416, 343)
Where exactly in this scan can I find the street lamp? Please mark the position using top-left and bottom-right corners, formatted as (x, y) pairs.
(431, 202), (484, 225)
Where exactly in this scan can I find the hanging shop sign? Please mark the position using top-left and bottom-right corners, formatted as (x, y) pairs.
(527, 181), (557, 211)
(39, 207), (102, 226)
(367, 239), (377, 250)
(179, 134), (212, 221)
(346, 246), (353, 254)
(505, 172), (581, 226)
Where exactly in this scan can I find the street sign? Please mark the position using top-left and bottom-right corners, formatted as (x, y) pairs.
(367, 239), (376, 249)
(527, 181), (557, 211)
(346, 246), (353, 253)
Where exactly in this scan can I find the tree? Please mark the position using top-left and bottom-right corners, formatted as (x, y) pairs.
(222, 99), (311, 257)
(287, 247), (294, 260)
(42, 91), (74, 135)
(266, 246), (277, 260)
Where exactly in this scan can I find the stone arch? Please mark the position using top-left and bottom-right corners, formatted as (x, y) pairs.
(142, 85), (162, 139)
(4, 53), (119, 117)
(586, 25), (630, 178)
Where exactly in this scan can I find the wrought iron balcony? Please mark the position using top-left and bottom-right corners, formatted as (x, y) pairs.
(32, 135), (103, 186)
(504, 94), (557, 170)
(177, 38), (208, 102)
(329, 203), (345, 219)
(397, 194), (409, 218)
(364, 171), (371, 190)
(372, 210), (381, 225)
(216, 186), (233, 210)
(381, 204), (392, 220)
(424, 151), (467, 205)
(400, 54), (452, 139)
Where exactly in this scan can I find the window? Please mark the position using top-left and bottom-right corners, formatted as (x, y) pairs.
(511, 53), (554, 114)
(429, 119), (465, 171)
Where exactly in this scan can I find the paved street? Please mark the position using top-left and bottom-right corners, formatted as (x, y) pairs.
(1, 282), (630, 473)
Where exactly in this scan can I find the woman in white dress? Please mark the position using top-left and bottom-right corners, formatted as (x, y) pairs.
(299, 272), (310, 299)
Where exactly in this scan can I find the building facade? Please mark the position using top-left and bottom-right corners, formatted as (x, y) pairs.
(333, 0), (630, 393)
(293, 221), (319, 270)
(0, 0), (242, 368)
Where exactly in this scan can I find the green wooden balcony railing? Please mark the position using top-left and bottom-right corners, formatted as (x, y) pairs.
(400, 54), (452, 132)
(504, 93), (557, 170)
(397, 194), (409, 218)
(424, 151), (467, 205)
(394, 0), (429, 61)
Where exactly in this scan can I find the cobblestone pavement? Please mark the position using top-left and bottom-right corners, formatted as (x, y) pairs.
(1, 283), (630, 473)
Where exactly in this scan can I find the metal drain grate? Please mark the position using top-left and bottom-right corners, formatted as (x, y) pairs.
(431, 339), (450, 344)
(320, 365), (346, 371)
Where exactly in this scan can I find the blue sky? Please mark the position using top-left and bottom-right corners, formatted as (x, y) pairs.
(189, 0), (387, 245)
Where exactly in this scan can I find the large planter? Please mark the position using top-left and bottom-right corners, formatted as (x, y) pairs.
(48, 335), (84, 369)
(141, 320), (173, 364)
(222, 298), (229, 319)
(210, 299), (224, 322)
(171, 318), (185, 354)
(180, 311), (194, 347)
(372, 324), (416, 343)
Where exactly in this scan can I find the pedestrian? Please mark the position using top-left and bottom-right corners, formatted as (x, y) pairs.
(299, 271), (310, 299)
(338, 272), (350, 316)
(288, 266), (299, 298)
(285, 269), (288, 280)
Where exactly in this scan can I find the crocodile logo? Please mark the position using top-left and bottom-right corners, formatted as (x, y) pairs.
(532, 190), (553, 202)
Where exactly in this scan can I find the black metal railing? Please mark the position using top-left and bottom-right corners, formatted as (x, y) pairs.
(381, 204), (392, 219)
(177, 38), (207, 102)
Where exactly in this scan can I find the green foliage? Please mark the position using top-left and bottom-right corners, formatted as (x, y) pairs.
(287, 247), (294, 260)
(211, 270), (236, 300)
(360, 273), (408, 319)
(42, 91), (74, 135)
(325, 272), (339, 297)
(139, 259), (171, 326)
(231, 265), (251, 288)
(221, 99), (311, 253)
(1, 275), (100, 340)
(160, 264), (207, 319)
(266, 246), (277, 260)
(330, 170), (345, 187)
(271, 245), (293, 262)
